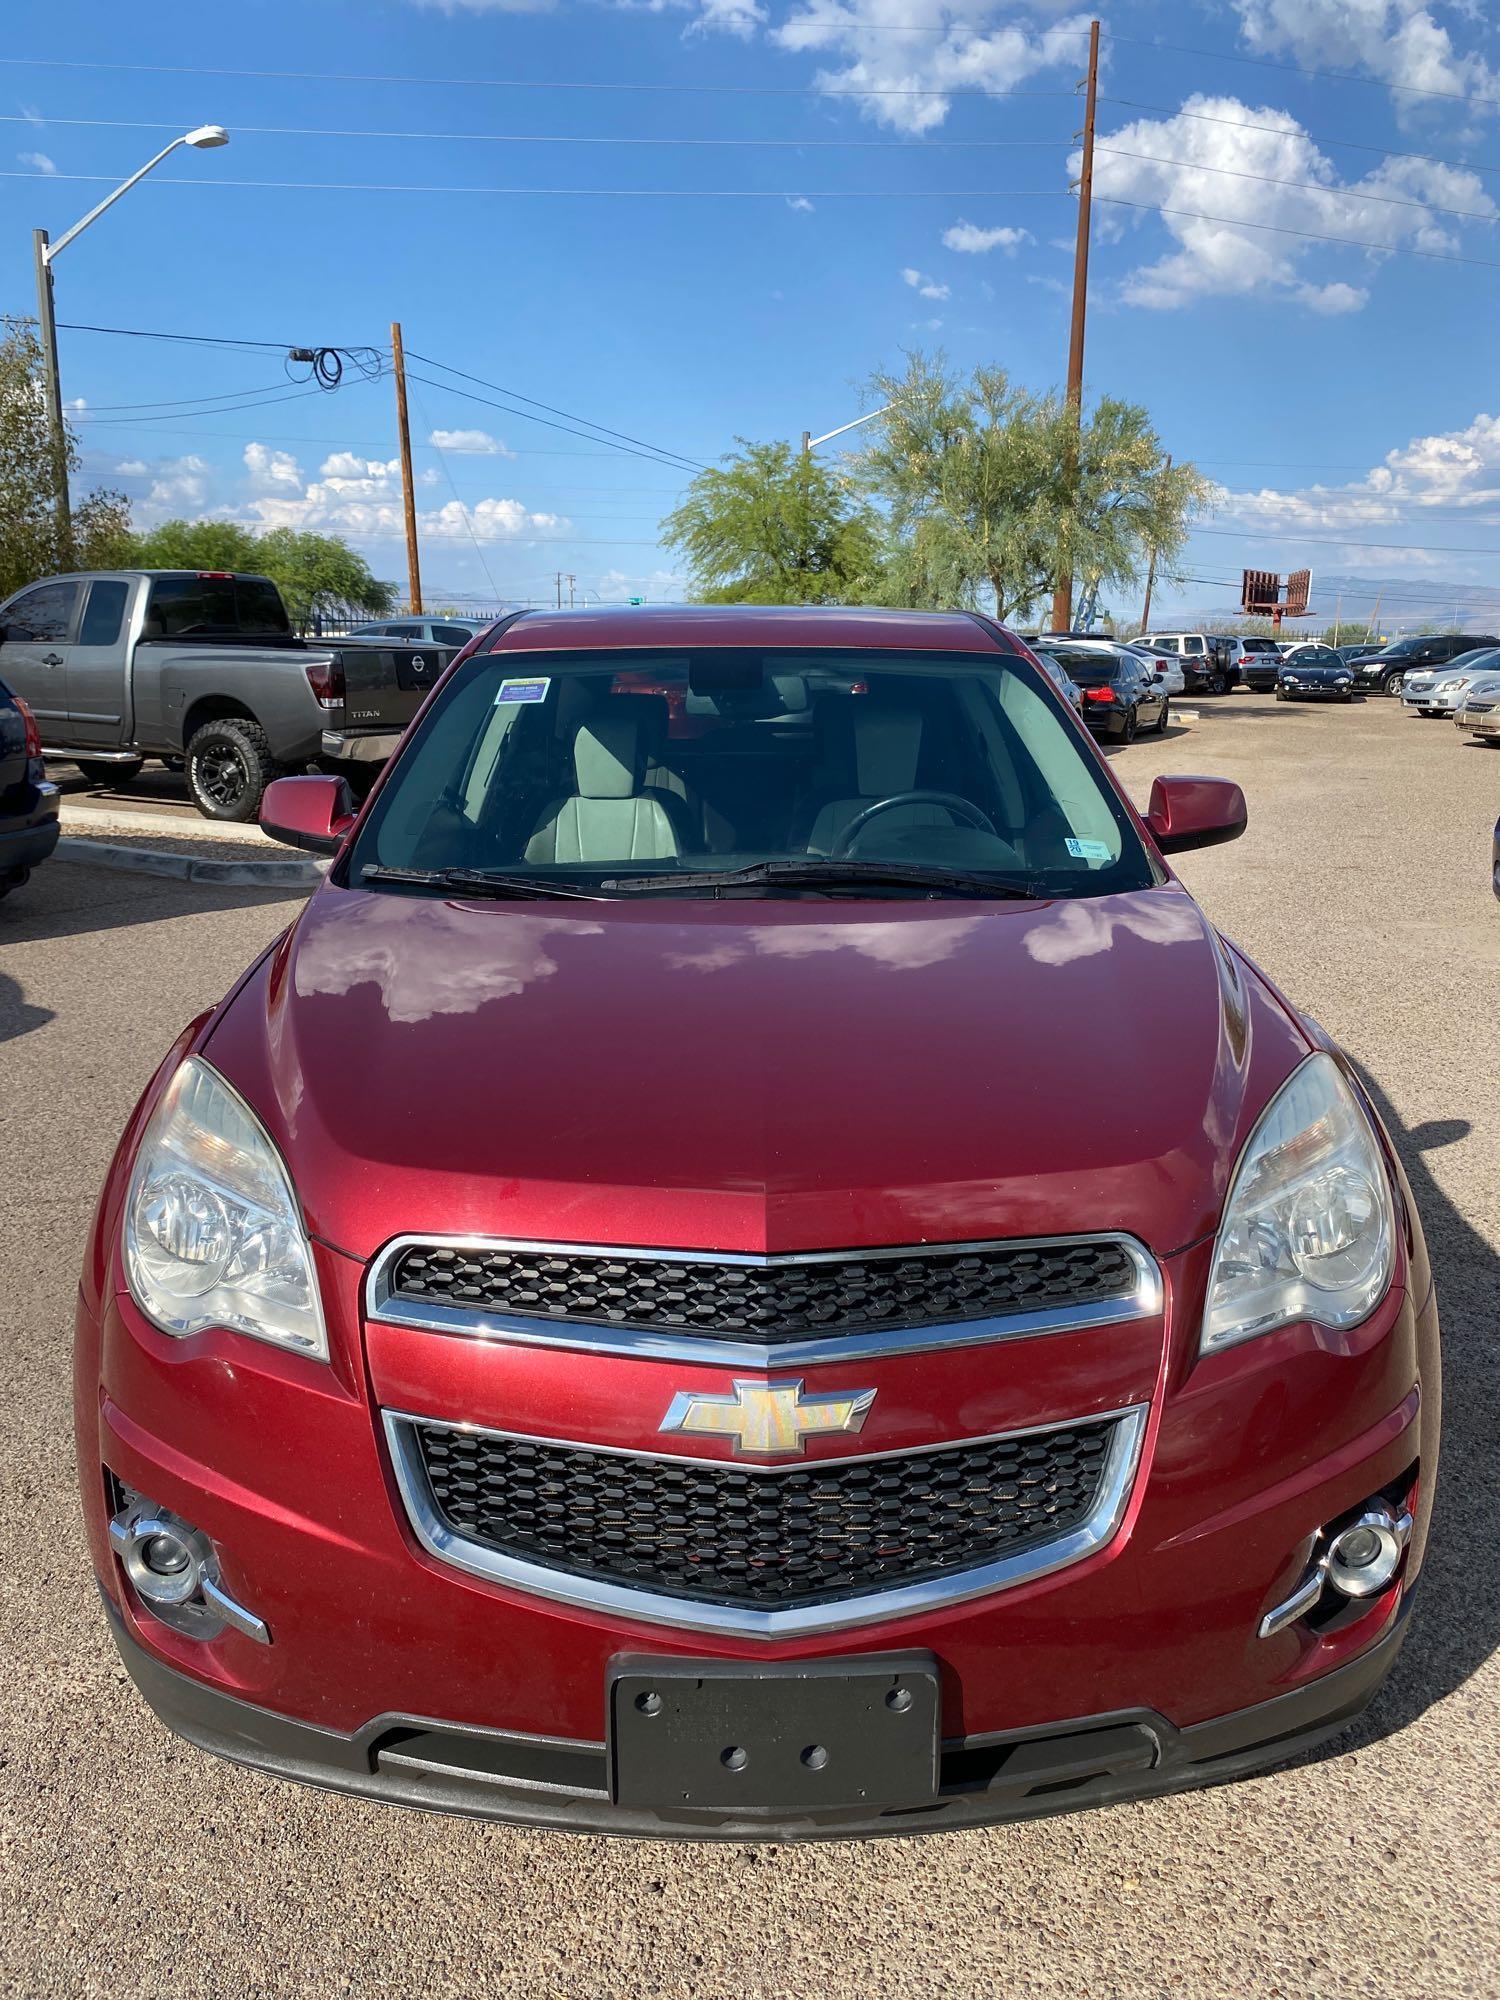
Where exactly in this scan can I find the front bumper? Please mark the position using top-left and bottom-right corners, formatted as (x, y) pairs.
(1281, 683), (1352, 701)
(103, 1589), (1413, 1840)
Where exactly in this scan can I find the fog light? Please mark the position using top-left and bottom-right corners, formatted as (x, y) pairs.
(1258, 1497), (1414, 1638)
(1326, 1509), (1406, 1599)
(107, 1487), (269, 1644)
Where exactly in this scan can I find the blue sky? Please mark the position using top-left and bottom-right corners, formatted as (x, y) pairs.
(3, 0), (1499, 622)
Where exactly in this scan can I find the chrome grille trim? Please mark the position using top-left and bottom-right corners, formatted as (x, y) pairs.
(382, 1403), (1150, 1640)
(365, 1232), (1163, 1368)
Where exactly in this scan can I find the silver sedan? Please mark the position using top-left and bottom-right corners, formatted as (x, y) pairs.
(1454, 672), (1500, 744)
(1401, 647), (1500, 715)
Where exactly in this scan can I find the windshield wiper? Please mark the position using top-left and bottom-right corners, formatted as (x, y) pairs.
(359, 864), (609, 901)
(599, 859), (1046, 900)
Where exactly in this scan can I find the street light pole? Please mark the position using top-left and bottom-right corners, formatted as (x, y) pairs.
(801, 404), (893, 456)
(32, 123), (228, 557)
(32, 228), (70, 551)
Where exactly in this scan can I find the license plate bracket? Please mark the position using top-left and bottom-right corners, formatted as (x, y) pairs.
(608, 1651), (941, 1816)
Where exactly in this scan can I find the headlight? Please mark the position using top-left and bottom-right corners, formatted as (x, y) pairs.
(1202, 1054), (1395, 1355)
(123, 1058), (327, 1358)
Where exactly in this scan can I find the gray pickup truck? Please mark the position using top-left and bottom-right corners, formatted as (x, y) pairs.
(0, 569), (466, 820)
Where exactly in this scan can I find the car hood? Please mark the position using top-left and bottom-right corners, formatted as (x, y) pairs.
(204, 880), (1313, 1263)
(1282, 664), (1350, 680)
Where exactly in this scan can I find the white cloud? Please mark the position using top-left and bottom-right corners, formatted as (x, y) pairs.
(429, 427), (514, 456)
(237, 448), (568, 542)
(902, 266), (950, 298)
(1083, 94), (1497, 311)
(1231, 0), (1500, 124)
(1217, 412), (1500, 569)
(769, 4), (1093, 135)
(596, 566), (684, 602)
(689, 0), (767, 36)
(147, 456), (210, 511)
(19, 150), (56, 174)
(114, 459), (148, 477)
(243, 442), (304, 491)
(786, 194), (815, 213)
(943, 220), (1034, 253)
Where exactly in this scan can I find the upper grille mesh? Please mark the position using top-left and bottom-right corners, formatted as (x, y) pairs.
(409, 1417), (1118, 1609)
(385, 1238), (1139, 1344)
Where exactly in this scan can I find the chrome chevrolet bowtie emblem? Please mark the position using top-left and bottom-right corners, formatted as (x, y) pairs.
(660, 1378), (876, 1458)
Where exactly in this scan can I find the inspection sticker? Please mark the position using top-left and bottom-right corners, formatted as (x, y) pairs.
(1065, 836), (1113, 861)
(495, 677), (551, 705)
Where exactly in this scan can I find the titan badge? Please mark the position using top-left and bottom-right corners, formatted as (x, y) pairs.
(660, 1378), (876, 1458)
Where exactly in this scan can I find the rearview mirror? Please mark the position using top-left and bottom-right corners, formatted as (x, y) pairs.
(1145, 775), (1247, 854)
(260, 774), (358, 855)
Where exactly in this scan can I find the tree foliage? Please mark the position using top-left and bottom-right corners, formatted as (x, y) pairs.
(851, 354), (1213, 622)
(660, 439), (881, 604)
(127, 519), (396, 622)
(0, 320), (134, 600)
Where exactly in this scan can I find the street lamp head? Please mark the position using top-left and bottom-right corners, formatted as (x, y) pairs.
(183, 125), (230, 149)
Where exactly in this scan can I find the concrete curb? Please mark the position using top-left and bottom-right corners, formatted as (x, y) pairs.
(60, 803), (284, 844)
(54, 838), (323, 889)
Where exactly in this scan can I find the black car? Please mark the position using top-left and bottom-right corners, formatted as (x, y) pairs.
(1275, 644), (1356, 702)
(1353, 632), (1500, 697)
(1049, 644), (1170, 741)
(0, 675), (59, 899)
(1335, 642), (1385, 668)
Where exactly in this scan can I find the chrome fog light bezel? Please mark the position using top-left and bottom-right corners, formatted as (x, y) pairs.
(107, 1484), (270, 1645)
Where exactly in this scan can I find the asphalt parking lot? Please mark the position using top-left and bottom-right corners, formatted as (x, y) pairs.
(2, 693), (1496, 1999)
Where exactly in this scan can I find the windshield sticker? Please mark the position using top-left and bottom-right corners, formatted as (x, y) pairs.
(495, 677), (551, 706)
(1065, 837), (1113, 862)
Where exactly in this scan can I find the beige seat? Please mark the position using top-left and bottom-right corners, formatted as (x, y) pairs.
(524, 709), (686, 865)
(804, 705), (963, 855)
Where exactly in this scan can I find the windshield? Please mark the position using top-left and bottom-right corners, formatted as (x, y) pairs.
(347, 646), (1156, 898)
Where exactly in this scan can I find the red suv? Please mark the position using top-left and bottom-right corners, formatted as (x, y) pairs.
(76, 606), (1437, 1839)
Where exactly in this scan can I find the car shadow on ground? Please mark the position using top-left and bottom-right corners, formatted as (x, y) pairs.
(1305, 1071), (1497, 1758)
(0, 861), (305, 951)
(0, 971), (55, 1045)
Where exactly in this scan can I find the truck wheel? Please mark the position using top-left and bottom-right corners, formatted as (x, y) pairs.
(186, 718), (281, 822)
(74, 757), (144, 788)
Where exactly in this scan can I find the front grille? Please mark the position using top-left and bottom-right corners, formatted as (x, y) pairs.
(385, 1238), (1139, 1345)
(407, 1416), (1118, 1609)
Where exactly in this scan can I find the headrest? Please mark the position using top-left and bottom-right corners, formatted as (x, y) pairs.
(852, 705), (922, 796)
(574, 709), (645, 799)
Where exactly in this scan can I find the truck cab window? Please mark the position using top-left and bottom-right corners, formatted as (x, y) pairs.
(78, 580), (129, 647)
(5, 581), (80, 643)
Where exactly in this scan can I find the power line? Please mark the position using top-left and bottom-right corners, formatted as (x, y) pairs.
(406, 369), (706, 473)
(1094, 147), (1498, 226)
(0, 54), (1078, 102)
(0, 111), (1063, 151)
(409, 351), (704, 473)
(1095, 194), (1500, 270)
(4, 30), (1497, 107)
(1190, 524), (1500, 556)
(1103, 97), (1500, 182)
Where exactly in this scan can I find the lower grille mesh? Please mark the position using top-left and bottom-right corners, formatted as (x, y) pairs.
(408, 1417), (1118, 1609)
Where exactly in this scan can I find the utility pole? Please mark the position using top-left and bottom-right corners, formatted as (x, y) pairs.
(567, 574), (577, 608)
(1138, 452), (1170, 636)
(1369, 590), (1382, 640)
(1332, 591), (1342, 645)
(32, 228), (72, 557)
(555, 571), (564, 609)
(1051, 17), (1100, 635)
(390, 321), (423, 614)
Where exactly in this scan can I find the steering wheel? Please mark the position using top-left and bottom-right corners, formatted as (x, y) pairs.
(830, 790), (998, 859)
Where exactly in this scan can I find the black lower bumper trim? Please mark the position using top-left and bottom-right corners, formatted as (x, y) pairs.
(102, 1594), (1412, 1842)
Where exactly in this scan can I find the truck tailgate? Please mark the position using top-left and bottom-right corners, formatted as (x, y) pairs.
(332, 640), (457, 734)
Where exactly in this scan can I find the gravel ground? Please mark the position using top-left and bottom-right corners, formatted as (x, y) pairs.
(1, 693), (1496, 2000)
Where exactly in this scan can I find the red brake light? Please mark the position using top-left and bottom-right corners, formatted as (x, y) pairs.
(196, 570), (236, 580)
(304, 660), (346, 708)
(1083, 686), (1117, 703)
(14, 693), (42, 759)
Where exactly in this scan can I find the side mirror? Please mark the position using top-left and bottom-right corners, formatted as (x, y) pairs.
(1145, 774), (1247, 854)
(260, 774), (357, 855)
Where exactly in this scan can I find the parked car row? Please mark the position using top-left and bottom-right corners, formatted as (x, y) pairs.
(1032, 637), (1172, 741)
